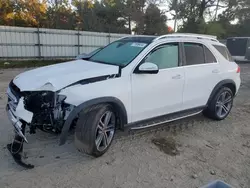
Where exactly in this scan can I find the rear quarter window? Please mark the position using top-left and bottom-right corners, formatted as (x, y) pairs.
(213, 45), (234, 61)
(184, 43), (205, 65)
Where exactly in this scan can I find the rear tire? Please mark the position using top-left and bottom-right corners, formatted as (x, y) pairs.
(203, 87), (234, 120)
(74, 104), (116, 157)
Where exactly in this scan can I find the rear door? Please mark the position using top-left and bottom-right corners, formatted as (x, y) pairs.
(182, 42), (221, 110)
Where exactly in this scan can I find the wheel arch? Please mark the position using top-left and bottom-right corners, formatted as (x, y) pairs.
(59, 97), (128, 145)
(207, 79), (236, 105)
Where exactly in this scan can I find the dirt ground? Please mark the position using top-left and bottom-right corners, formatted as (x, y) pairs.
(0, 64), (250, 188)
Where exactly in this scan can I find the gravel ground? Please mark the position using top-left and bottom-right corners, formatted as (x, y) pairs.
(0, 64), (250, 188)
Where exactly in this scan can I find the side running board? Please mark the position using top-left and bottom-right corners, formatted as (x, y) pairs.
(129, 107), (204, 130)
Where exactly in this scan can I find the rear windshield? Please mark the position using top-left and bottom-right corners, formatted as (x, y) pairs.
(89, 40), (149, 67)
(226, 38), (248, 56)
(213, 45), (234, 61)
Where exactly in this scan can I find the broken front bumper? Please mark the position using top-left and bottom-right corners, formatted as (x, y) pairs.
(6, 86), (33, 142)
(6, 104), (28, 143)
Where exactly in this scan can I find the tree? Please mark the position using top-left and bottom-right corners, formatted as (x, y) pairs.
(46, 0), (77, 29)
(0, 0), (48, 27)
(129, 0), (147, 34)
(73, 0), (129, 33)
(0, 0), (15, 26)
(144, 4), (168, 35)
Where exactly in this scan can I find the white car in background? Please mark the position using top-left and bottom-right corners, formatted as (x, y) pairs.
(6, 33), (241, 166)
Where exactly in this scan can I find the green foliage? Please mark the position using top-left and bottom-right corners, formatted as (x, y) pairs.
(205, 22), (226, 38)
(0, 0), (250, 37)
(144, 4), (169, 35)
(0, 0), (47, 27)
(46, 1), (77, 29)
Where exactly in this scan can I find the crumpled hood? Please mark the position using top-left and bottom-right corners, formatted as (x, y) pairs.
(13, 60), (119, 91)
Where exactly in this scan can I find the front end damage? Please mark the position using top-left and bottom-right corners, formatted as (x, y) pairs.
(6, 80), (74, 168)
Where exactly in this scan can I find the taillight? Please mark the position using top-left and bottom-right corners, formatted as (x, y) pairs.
(236, 66), (240, 73)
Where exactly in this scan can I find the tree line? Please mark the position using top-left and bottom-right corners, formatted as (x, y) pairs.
(0, 0), (249, 38)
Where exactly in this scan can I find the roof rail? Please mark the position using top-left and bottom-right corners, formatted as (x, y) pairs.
(119, 35), (156, 40)
(154, 33), (219, 42)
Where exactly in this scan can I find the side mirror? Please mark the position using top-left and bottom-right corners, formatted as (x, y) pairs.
(137, 62), (159, 74)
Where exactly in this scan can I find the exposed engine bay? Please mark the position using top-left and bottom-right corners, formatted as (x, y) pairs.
(24, 90), (74, 134)
(7, 81), (75, 169)
(8, 80), (74, 134)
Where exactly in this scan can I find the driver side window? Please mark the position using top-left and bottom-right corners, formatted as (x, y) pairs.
(144, 43), (179, 69)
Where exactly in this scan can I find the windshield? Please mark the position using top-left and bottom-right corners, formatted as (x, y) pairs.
(89, 41), (148, 67)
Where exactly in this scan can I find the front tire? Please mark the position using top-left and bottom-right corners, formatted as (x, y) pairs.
(203, 87), (234, 120)
(74, 104), (116, 157)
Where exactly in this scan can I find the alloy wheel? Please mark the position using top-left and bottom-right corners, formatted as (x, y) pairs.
(215, 91), (233, 118)
(95, 111), (115, 151)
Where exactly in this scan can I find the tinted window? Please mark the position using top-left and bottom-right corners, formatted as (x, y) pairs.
(213, 45), (234, 61)
(144, 43), (179, 69)
(184, 43), (205, 65)
(204, 46), (217, 63)
(89, 41), (148, 67)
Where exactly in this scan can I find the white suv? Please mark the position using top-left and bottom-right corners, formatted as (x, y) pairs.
(6, 33), (241, 159)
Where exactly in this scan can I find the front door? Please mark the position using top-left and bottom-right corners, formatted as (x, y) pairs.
(131, 42), (185, 122)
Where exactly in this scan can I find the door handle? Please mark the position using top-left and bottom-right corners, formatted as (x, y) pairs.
(172, 74), (181, 79)
(212, 69), (219, 73)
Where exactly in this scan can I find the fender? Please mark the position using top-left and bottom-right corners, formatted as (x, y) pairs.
(206, 79), (236, 105)
(59, 97), (128, 145)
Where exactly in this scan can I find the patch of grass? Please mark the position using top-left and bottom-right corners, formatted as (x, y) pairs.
(0, 59), (73, 69)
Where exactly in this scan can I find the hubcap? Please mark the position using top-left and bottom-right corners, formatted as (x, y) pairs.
(216, 91), (233, 118)
(95, 111), (115, 151)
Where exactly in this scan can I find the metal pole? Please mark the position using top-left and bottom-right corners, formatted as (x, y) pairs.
(108, 34), (111, 44)
(37, 27), (41, 59)
(173, 0), (178, 32)
(108, 25), (111, 44)
(77, 29), (80, 55)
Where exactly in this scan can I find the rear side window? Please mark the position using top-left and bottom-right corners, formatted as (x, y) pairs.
(204, 46), (217, 63)
(213, 45), (234, 61)
(184, 43), (205, 65)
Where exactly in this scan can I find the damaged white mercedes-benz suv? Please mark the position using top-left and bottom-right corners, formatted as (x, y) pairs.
(6, 34), (241, 168)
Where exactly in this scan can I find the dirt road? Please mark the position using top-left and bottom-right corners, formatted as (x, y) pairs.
(0, 64), (250, 188)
